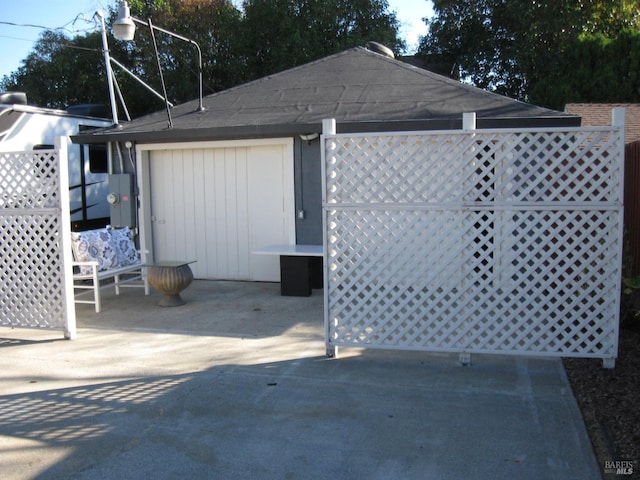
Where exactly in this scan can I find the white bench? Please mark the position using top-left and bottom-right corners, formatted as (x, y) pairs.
(253, 244), (323, 296)
(71, 227), (149, 313)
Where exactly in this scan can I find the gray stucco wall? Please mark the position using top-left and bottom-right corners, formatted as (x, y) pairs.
(294, 136), (323, 244)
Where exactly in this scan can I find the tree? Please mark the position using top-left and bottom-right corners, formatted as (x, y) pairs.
(0, 1), (245, 117)
(118, 0), (245, 106)
(1, 0), (404, 118)
(418, 0), (640, 107)
(106, 0), (405, 111)
(0, 27), (168, 117)
(1, 30), (114, 110)
(239, 0), (405, 79)
(529, 28), (640, 108)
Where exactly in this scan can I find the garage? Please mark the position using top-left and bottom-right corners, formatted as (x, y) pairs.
(74, 46), (583, 297)
(141, 139), (295, 281)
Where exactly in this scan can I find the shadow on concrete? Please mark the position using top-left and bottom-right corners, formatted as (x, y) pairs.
(0, 337), (64, 348)
(0, 349), (602, 480)
(0, 280), (601, 479)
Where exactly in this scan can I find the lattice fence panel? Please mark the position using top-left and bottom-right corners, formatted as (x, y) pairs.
(323, 126), (623, 361)
(0, 149), (73, 335)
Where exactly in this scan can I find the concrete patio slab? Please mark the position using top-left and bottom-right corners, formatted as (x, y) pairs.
(0, 281), (601, 479)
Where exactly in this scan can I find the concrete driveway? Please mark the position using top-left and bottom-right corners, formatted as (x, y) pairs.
(0, 280), (601, 479)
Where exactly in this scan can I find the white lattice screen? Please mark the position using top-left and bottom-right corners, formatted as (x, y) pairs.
(0, 141), (76, 338)
(322, 117), (624, 365)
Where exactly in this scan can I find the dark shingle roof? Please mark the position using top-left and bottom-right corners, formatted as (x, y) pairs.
(76, 47), (579, 144)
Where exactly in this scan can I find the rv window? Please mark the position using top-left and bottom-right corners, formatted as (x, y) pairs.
(0, 110), (21, 142)
(88, 144), (108, 173)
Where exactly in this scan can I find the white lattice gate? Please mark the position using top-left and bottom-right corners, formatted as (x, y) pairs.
(322, 112), (624, 366)
(0, 138), (76, 338)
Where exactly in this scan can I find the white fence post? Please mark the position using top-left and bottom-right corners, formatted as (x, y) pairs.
(322, 118), (337, 358)
(604, 107), (626, 368)
(463, 112), (476, 131)
(57, 137), (77, 339)
(323, 118), (337, 135)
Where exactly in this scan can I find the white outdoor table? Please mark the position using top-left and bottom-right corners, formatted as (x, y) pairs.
(253, 245), (323, 296)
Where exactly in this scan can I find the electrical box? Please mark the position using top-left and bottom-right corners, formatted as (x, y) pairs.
(108, 174), (136, 228)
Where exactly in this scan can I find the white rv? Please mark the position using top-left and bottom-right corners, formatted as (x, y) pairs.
(0, 92), (113, 230)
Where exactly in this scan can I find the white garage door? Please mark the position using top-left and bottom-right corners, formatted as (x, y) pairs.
(147, 140), (294, 281)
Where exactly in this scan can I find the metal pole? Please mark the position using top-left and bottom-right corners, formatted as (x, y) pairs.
(130, 17), (204, 112)
(148, 18), (173, 129)
(194, 41), (204, 111)
(110, 69), (131, 122)
(110, 57), (174, 107)
(97, 11), (119, 125)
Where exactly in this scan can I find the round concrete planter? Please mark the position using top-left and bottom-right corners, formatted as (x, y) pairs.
(147, 263), (194, 307)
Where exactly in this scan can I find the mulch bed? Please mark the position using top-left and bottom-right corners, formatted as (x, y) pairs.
(563, 323), (640, 479)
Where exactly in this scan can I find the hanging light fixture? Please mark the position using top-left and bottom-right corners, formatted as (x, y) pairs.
(112, 0), (205, 117)
(112, 1), (136, 41)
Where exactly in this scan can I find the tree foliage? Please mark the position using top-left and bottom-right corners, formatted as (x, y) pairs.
(530, 28), (640, 109)
(118, 0), (245, 110)
(1, 30), (113, 110)
(418, 0), (640, 108)
(0, 27), (165, 117)
(239, 0), (404, 79)
(0, 0), (404, 118)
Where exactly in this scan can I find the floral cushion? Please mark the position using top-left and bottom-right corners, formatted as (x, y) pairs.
(70, 228), (117, 274)
(109, 226), (140, 267)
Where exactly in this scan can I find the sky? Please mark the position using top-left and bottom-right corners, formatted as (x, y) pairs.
(0, 0), (433, 80)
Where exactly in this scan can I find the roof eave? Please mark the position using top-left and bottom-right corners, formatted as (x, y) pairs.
(71, 115), (581, 145)
(71, 123), (324, 145)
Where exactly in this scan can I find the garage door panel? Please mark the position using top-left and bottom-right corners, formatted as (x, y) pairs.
(235, 149), (251, 279)
(182, 150), (200, 262)
(149, 141), (293, 281)
(247, 145), (287, 281)
(225, 147), (244, 279)
(191, 149), (209, 277)
(151, 150), (173, 260)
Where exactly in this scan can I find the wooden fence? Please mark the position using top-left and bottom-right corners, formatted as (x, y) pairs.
(624, 140), (640, 276)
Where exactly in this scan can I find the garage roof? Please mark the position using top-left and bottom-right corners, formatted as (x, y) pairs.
(74, 46), (580, 144)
